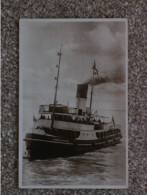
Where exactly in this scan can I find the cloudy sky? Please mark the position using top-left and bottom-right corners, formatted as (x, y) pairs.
(20, 19), (127, 130)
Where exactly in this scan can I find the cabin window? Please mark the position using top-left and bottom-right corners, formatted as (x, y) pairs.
(40, 114), (46, 119)
(100, 132), (103, 139)
(96, 132), (100, 139)
(65, 116), (71, 121)
(78, 109), (82, 115)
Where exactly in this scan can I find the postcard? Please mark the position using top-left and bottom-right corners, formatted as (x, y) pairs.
(19, 18), (128, 188)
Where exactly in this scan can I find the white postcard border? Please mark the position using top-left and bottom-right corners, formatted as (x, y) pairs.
(19, 18), (128, 189)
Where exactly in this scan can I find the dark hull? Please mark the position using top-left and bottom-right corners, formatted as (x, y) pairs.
(24, 133), (122, 159)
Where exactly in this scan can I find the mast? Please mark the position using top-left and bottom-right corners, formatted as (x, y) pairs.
(89, 60), (98, 112)
(89, 83), (94, 111)
(51, 45), (62, 128)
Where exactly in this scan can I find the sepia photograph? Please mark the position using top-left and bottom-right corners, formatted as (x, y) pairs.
(19, 19), (128, 188)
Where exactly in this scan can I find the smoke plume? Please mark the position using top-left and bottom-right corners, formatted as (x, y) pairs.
(83, 67), (125, 85)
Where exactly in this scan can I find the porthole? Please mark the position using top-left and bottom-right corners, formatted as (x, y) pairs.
(98, 133), (100, 138)
(96, 133), (99, 138)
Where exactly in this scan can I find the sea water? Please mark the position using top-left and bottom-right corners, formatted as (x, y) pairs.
(22, 111), (127, 186)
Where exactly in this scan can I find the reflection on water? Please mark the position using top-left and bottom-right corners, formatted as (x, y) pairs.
(23, 141), (126, 186)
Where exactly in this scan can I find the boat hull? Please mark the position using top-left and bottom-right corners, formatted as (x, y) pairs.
(24, 133), (122, 159)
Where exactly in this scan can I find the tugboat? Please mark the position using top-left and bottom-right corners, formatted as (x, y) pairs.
(24, 46), (122, 159)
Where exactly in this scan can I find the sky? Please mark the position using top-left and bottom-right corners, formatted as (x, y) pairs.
(20, 19), (127, 130)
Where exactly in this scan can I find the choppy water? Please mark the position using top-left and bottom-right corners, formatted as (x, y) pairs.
(22, 111), (127, 187)
(23, 142), (126, 187)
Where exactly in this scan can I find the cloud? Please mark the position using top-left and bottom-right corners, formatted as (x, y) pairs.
(21, 20), (127, 119)
(71, 22), (125, 58)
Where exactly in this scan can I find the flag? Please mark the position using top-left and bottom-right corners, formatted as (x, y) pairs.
(57, 52), (62, 56)
(92, 60), (98, 75)
(33, 115), (37, 122)
(94, 110), (98, 115)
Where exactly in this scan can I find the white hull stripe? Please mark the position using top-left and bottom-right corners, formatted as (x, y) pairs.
(24, 138), (73, 145)
(24, 137), (121, 146)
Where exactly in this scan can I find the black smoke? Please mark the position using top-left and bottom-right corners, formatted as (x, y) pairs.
(83, 66), (125, 86)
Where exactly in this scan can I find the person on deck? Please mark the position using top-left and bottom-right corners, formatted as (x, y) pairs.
(98, 119), (101, 124)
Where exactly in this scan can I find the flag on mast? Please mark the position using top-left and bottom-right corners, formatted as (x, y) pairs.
(33, 114), (37, 122)
(57, 52), (62, 56)
(92, 60), (98, 75)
